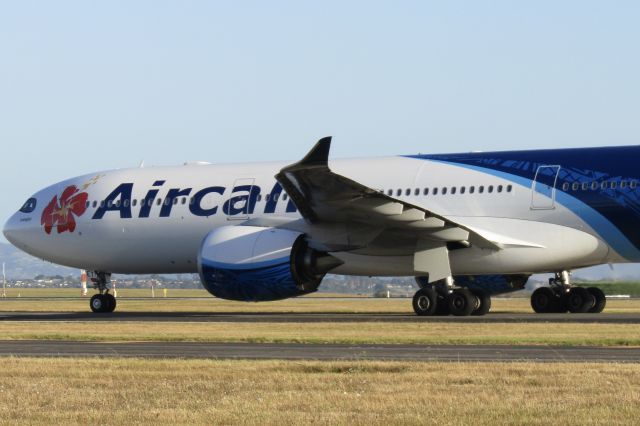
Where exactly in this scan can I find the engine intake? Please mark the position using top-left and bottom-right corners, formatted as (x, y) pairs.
(197, 226), (342, 301)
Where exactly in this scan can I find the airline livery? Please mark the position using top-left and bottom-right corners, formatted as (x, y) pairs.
(4, 137), (638, 315)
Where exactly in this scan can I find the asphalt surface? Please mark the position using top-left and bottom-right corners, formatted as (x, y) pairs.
(0, 340), (638, 362)
(1, 311), (640, 323)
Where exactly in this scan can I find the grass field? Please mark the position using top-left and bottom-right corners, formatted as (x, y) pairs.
(0, 358), (637, 425)
(1, 292), (639, 346)
(1, 289), (639, 314)
(1, 321), (639, 346)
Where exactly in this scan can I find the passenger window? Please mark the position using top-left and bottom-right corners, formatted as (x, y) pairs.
(414, 188), (420, 196)
(124, 200), (130, 207)
(396, 189), (402, 196)
(631, 181), (637, 189)
(611, 181), (617, 189)
(85, 201), (90, 208)
(405, 188), (411, 196)
(433, 188), (438, 195)
(442, 187), (447, 195)
(460, 187), (466, 194)
(562, 183), (569, 191)
(572, 182), (579, 191)
(181, 198), (186, 205)
(173, 198), (178, 205)
(423, 188), (429, 196)
(283, 193), (288, 200)
(488, 185), (494, 193)
(107, 200), (113, 208)
(506, 185), (512, 192)
(581, 182), (588, 190)
(92, 201), (97, 208)
(591, 182), (598, 190)
(387, 189), (393, 196)
(497, 185), (503, 193)
(100, 201), (105, 208)
(132, 199), (137, 207)
(451, 187), (456, 195)
(478, 186), (484, 194)
(189, 197), (195, 205)
(265, 194), (270, 202)
(469, 186), (475, 194)
(621, 181), (627, 189)
(601, 182), (608, 189)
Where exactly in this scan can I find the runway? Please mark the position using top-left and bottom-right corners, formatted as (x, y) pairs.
(1, 311), (640, 323)
(0, 340), (638, 362)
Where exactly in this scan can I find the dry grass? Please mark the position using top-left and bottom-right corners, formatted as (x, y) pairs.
(0, 291), (639, 314)
(0, 321), (639, 346)
(0, 358), (637, 425)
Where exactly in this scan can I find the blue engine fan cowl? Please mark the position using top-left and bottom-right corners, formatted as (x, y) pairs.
(198, 226), (341, 302)
(200, 257), (307, 302)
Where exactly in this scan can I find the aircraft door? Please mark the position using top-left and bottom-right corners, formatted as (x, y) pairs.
(531, 165), (561, 210)
(225, 178), (258, 220)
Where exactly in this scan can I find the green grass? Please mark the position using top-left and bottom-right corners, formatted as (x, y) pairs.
(575, 281), (640, 296)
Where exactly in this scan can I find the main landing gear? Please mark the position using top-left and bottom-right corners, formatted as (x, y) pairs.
(412, 277), (491, 317)
(87, 271), (116, 313)
(530, 271), (606, 314)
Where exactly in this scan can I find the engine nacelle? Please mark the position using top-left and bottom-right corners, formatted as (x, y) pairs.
(198, 226), (342, 301)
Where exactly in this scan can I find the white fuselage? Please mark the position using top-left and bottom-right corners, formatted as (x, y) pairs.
(2, 155), (630, 277)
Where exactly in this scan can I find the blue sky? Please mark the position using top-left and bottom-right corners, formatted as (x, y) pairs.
(1, 1), (639, 246)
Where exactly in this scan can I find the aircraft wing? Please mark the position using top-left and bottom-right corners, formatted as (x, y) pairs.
(275, 137), (507, 281)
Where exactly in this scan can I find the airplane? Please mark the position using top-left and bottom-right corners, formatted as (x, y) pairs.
(3, 137), (637, 316)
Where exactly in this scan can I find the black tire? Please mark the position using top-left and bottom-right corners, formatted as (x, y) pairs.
(435, 292), (450, 315)
(90, 294), (106, 313)
(567, 287), (594, 313)
(471, 290), (491, 316)
(587, 287), (606, 313)
(412, 287), (437, 316)
(448, 289), (475, 316)
(531, 287), (559, 313)
(104, 294), (117, 313)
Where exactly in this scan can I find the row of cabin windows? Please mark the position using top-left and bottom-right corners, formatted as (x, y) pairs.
(84, 192), (290, 209)
(387, 184), (513, 197)
(562, 180), (638, 191)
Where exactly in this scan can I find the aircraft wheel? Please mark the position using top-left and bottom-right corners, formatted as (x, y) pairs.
(587, 287), (606, 313)
(90, 294), (107, 313)
(412, 287), (437, 316)
(531, 287), (560, 313)
(435, 292), (450, 315)
(104, 294), (117, 313)
(471, 290), (491, 316)
(448, 289), (475, 316)
(567, 287), (594, 313)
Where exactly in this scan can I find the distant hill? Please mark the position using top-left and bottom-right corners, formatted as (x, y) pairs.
(0, 243), (77, 279)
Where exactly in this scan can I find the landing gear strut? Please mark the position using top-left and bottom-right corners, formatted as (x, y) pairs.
(530, 271), (606, 314)
(87, 271), (116, 313)
(412, 277), (491, 317)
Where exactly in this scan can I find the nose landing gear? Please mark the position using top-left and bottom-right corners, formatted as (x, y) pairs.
(87, 271), (116, 313)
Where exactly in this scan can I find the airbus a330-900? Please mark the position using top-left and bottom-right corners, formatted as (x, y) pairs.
(4, 137), (637, 315)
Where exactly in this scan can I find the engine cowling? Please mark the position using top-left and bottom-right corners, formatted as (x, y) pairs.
(198, 225), (342, 301)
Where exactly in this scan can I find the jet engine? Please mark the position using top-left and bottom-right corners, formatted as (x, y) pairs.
(197, 226), (343, 301)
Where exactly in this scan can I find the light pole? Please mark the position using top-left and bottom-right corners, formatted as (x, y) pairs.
(2, 263), (6, 298)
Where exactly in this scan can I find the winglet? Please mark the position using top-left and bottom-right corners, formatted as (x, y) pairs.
(296, 136), (332, 167)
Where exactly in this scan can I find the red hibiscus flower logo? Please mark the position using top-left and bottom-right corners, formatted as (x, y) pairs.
(41, 185), (89, 234)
